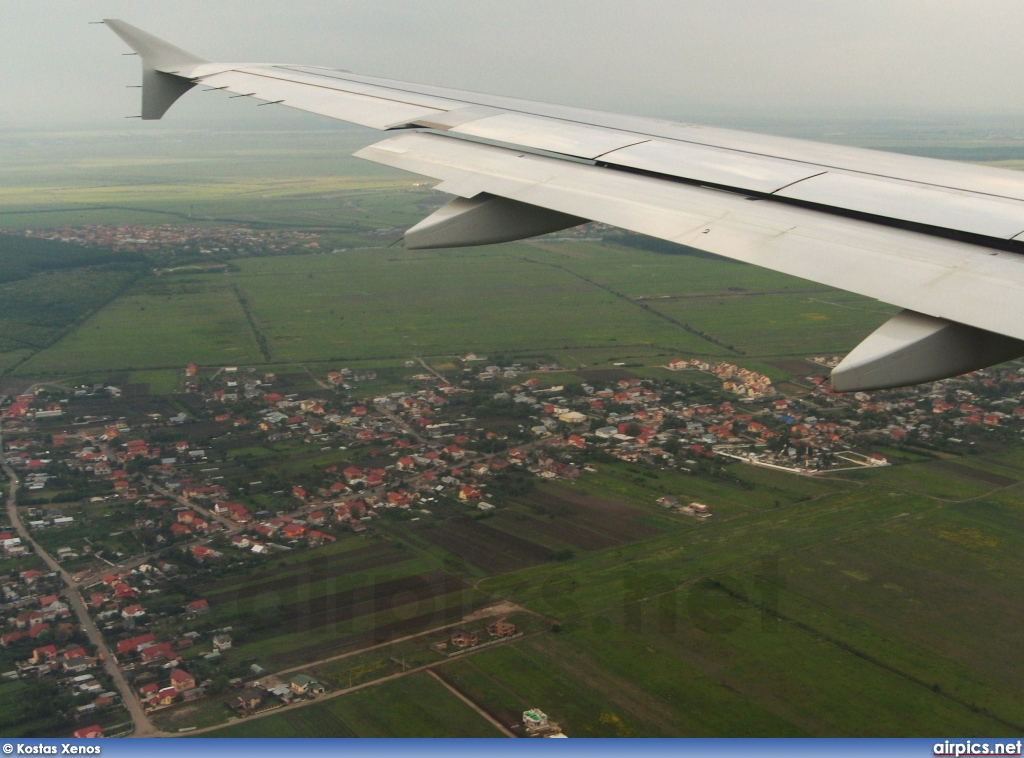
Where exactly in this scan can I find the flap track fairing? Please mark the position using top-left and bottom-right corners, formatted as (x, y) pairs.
(404, 193), (586, 250)
(831, 310), (1024, 392)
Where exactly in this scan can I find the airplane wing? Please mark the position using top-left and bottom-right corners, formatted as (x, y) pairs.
(104, 19), (1024, 391)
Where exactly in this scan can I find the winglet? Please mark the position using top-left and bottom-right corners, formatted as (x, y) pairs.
(104, 19), (210, 120)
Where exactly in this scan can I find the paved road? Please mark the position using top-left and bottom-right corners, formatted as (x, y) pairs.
(64, 586), (158, 737)
(1, 424), (156, 737)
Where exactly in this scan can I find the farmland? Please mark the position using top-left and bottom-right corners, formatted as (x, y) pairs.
(187, 538), (490, 671)
(17, 275), (264, 374)
(9, 239), (897, 380)
(193, 452), (1024, 736)
(206, 672), (502, 737)
(226, 247), (727, 364)
(467, 457), (1024, 735)
(189, 449), (1024, 737)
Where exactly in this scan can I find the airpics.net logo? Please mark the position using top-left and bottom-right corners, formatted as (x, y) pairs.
(934, 741), (1023, 756)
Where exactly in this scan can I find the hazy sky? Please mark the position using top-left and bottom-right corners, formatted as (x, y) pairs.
(6, 0), (1024, 130)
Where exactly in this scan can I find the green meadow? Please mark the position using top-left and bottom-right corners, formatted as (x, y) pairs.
(8, 239), (898, 378)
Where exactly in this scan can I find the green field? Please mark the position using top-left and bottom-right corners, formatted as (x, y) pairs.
(229, 245), (732, 363)
(464, 456), (1024, 735)
(18, 275), (264, 373)
(186, 451), (1024, 736)
(647, 290), (898, 355)
(11, 239), (901, 377)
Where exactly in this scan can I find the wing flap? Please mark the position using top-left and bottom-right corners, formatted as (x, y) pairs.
(356, 132), (1024, 342)
(599, 139), (824, 194)
(775, 171), (1024, 240)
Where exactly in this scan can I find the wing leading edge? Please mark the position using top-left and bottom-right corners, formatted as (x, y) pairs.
(102, 19), (1024, 390)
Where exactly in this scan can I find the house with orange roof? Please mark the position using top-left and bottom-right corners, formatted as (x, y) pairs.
(281, 523), (306, 539)
(170, 668), (196, 692)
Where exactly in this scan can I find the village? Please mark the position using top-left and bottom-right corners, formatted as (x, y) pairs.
(4, 351), (1024, 737)
(14, 225), (323, 259)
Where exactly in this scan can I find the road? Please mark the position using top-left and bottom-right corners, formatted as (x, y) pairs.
(377, 407), (425, 444)
(141, 474), (237, 531)
(416, 356), (448, 384)
(268, 600), (530, 680)
(0, 424), (156, 736)
(426, 669), (516, 736)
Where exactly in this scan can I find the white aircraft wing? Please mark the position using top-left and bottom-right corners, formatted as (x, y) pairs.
(104, 19), (1024, 391)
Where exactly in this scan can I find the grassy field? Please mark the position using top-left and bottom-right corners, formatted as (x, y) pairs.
(0, 127), (407, 218)
(228, 245), (727, 363)
(12, 239), (899, 377)
(646, 290), (898, 355)
(126, 368), (185, 394)
(440, 632), (802, 737)
(840, 458), (1018, 501)
(528, 238), (818, 295)
(457, 454), (1024, 735)
(0, 127), (931, 380)
(0, 681), (28, 737)
(18, 274), (263, 374)
(0, 349), (31, 374)
(0, 263), (140, 360)
(0, 124), (915, 379)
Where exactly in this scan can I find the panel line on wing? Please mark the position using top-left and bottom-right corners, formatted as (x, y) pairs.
(269, 66), (1024, 202)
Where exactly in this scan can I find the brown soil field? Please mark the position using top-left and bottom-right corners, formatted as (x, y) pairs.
(263, 570), (470, 634)
(492, 510), (620, 551)
(271, 598), (491, 668)
(415, 517), (553, 574)
(201, 542), (409, 598)
(939, 461), (1018, 487)
(519, 488), (662, 543)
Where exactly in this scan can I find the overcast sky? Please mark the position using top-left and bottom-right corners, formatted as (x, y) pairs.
(6, 0), (1024, 130)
